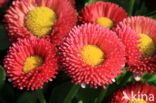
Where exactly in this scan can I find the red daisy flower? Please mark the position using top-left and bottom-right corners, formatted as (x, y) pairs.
(116, 16), (156, 74)
(115, 27), (142, 65)
(59, 24), (125, 88)
(4, 37), (58, 90)
(79, 1), (127, 29)
(110, 82), (156, 103)
(4, 0), (77, 45)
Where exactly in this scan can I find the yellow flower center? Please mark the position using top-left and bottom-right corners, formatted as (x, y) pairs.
(129, 98), (148, 103)
(96, 17), (113, 28)
(80, 45), (104, 66)
(25, 7), (57, 37)
(138, 33), (156, 57)
(23, 56), (43, 73)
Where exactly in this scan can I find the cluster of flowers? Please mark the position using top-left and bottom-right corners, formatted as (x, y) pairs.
(2, 0), (156, 102)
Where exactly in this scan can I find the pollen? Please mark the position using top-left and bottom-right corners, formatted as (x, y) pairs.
(25, 7), (57, 37)
(23, 56), (43, 73)
(138, 33), (156, 58)
(129, 98), (148, 103)
(96, 17), (113, 28)
(80, 45), (104, 66)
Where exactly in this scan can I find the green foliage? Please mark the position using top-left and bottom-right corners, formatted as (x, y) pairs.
(103, 0), (131, 13)
(0, 83), (15, 103)
(0, 24), (10, 50)
(48, 82), (73, 103)
(17, 91), (37, 103)
(0, 65), (6, 89)
(76, 86), (101, 103)
(142, 73), (156, 86)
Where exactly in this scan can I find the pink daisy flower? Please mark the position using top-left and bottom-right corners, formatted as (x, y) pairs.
(59, 24), (125, 88)
(4, 0), (77, 45)
(110, 82), (156, 103)
(116, 16), (156, 75)
(4, 37), (58, 90)
(79, 1), (127, 29)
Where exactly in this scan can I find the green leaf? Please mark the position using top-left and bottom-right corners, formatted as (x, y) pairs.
(37, 89), (47, 103)
(17, 91), (37, 103)
(85, 0), (99, 6)
(63, 84), (80, 103)
(95, 83), (119, 103)
(48, 82), (73, 103)
(0, 24), (10, 50)
(150, 15), (156, 19)
(128, 0), (135, 16)
(76, 86), (101, 103)
(0, 65), (6, 89)
(94, 69), (133, 103)
(134, 1), (148, 15)
(141, 73), (156, 86)
(144, 10), (156, 19)
(115, 69), (134, 85)
(78, 100), (83, 103)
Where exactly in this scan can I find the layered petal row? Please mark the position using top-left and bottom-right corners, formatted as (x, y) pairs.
(59, 24), (125, 88)
(4, 37), (58, 90)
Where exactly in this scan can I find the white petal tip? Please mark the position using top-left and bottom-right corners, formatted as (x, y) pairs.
(133, 74), (141, 81)
(81, 83), (86, 88)
(112, 79), (116, 82)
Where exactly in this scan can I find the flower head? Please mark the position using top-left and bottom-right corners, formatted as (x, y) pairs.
(5, 0), (77, 45)
(115, 27), (142, 65)
(59, 24), (125, 88)
(110, 82), (156, 103)
(79, 1), (127, 29)
(4, 37), (58, 90)
(116, 16), (156, 74)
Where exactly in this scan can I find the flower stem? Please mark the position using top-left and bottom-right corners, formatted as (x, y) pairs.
(128, 0), (135, 16)
(95, 71), (132, 103)
(37, 89), (46, 103)
(63, 84), (80, 103)
(94, 88), (107, 103)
